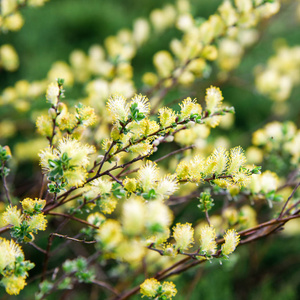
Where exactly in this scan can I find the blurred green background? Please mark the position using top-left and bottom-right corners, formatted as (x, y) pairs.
(1, 0), (300, 299)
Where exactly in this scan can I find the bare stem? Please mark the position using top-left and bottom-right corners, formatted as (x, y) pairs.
(51, 233), (97, 244)
(47, 212), (99, 229)
(1, 162), (12, 206)
(118, 145), (194, 178)
(205, 209), (211, 226)
(29, 242), (47, 254)
(278, 181), (300, 219)
(91, 279), (120, 296)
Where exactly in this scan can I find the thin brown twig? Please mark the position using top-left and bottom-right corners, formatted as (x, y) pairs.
(47, 212), (99, 229)
(118, 145), (195, 178)
(41, 231), (97, 283)
(283, 198), (300, 216)
(278, 181), (300, 219)
(29, 242), (47, 254)
(41, 233), (55, 282)
(51, 233), (97, 244)
(91, 279), (120, 296)
(0, 225), (12, 234)
(1, 165), (13, 206)
(107, 172), (123, 185)
(205, 210), (211, 226)
(114, 211), (300, 300)
(96, 141), (116, 176)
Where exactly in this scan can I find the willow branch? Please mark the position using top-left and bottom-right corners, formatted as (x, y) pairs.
(47, 212), (99, 229)
(118, 145), (195, 178)
(29, 242), (47, 254)
(50, 233), (97, 244)
(1, 165), (12, 206)
(91, 279), (120, 296)
(278, 181), (300, 219)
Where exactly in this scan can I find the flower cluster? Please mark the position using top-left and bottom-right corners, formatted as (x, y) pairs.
(140, 278), (177, 299)
(195, 204), (257, 239)
(255, 44), (300, 103)
(0, 238), (34, 295)
(1, 198), (47, 242)
(36, 80), (97, 141)
(176, 146), (254, 188)
(0, 0), (50, 33)
(145, 0), (280, 87)
(252, 121), (300, 167)
(93, 197), (173, 263)
(103, 87), (232, 162)
(160, 222), (240, 259)
(39, 137), (95, 192)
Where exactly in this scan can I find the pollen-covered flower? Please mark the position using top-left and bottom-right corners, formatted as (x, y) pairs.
(158, 107), (177, 128)
(179, 97), (202, 119)
(140, 278), (160, 298)
(123, 178), (137, 193)
(232, 168), (251, 187)
(107, 94), (129, 123)
(2, 206), (22, 227)
(101, 138), (119, 154)
(21, 198), (46, 214)
(214, 178), (232, 189)
(128, 141), (153, 156)
(189, 155), (205, 182)
(38, 147), (58, 172)
(99, 198), (118, 214)
(58, 137), (95, 168)
(27, 213), (47, 233)
(204, 147), (228, 176)
(199, 225), (217, 256)
(85, 178), (113, 199)
(205, 86), (223, 114)
(1, 275), (27, 295)
(227, 146), (247, 174)
(204, 115), (223, 128)
(161, 281), (177, 299)
(221, 229), (240, 256)
(87, 212), (106, 227)
(137, 161), (159, 192)
(130, 94), (150, 117)
(140, 119), (160, 136)
(147, 228), (170, 245)
(176, 161), (190, 180)
(156, 175), (179, 200)
(76, 105), (97, 127)
(173, 222), (194, 250)
(36, 115), (53, 137)
(57, 112), (78, 131)
(46, 82), (60, 106)
(0, 238), (23, 271)
(63, 169), (88, 188)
